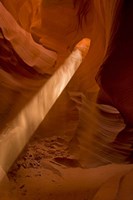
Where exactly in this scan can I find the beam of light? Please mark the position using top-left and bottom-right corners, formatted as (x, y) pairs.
(0, 48), (83, 181)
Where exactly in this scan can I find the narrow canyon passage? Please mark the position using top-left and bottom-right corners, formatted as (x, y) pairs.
(0, 1), (133, 199)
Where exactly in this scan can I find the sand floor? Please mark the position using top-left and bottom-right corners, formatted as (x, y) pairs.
(0, 134), (132, 200)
